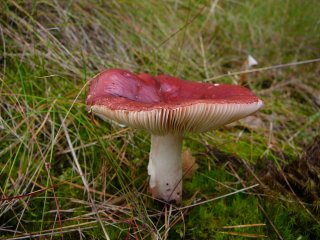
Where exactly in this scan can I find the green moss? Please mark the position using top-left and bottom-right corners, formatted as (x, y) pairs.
(171, 194), (265, 239)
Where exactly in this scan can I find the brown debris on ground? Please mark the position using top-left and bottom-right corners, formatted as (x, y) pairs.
(261, 136), (320, 207)
(204, 135), (320, 213)
(182, 149), (199, 179)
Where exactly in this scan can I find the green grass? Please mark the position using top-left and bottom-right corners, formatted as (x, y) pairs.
(1, 0), (320, 239)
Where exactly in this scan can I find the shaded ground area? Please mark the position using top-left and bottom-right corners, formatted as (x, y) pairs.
(208, 134), (320, 212)
(261, 135), (320, 208)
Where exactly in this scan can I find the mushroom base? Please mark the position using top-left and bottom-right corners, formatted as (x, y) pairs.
(148, 134), (183, 204)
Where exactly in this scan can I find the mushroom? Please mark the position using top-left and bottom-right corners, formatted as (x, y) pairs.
(86, 69), (263, 204)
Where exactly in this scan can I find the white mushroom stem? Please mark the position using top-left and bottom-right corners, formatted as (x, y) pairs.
(148, 134), (183, 203)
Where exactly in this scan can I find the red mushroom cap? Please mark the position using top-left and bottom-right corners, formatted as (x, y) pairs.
(87, 69), (263, 134)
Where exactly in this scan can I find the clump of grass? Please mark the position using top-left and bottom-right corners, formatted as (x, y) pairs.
(1, 0), (320, 239)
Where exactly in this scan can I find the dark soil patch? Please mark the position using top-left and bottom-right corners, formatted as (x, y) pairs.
(205, 135), (320, 212)
(260, 136), (320, 208)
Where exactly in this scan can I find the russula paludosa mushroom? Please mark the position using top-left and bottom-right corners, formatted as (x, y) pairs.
(86, 69), (263, 204)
